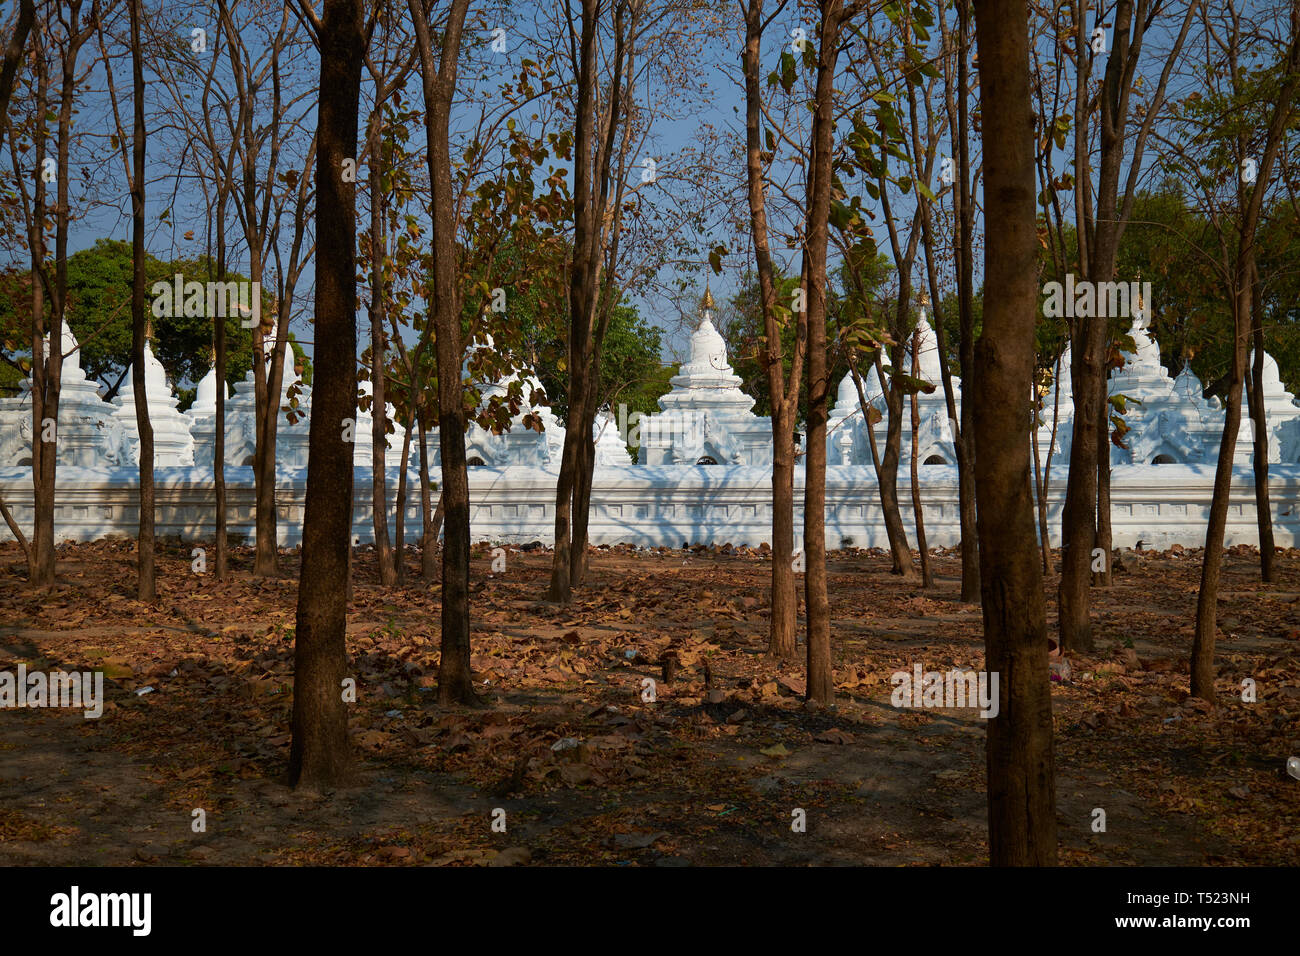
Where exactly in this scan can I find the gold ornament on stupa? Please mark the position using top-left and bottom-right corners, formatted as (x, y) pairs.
(701, 282), (715, 312)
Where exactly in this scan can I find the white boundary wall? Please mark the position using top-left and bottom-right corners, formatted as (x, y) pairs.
(2, 462), (1298, 550)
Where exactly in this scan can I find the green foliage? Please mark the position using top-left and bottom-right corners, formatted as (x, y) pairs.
(1039, 186), (1300, 399)
(0, 238), (279, 407)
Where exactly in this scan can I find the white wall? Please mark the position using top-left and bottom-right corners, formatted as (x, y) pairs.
(2, 462), (1297, 550)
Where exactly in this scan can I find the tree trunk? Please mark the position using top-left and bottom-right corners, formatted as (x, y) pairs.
(1191, 21), (1300, 700)
(875, 355), (917, 578)
(252, 342), (279, 576)
(409, 0), (478, 706)
(972, 0), (1058, 866)
(802, 0), (846, 707)
(1248, 263), (1276, 582)
(769, 410), (798, 658)
(417, 403), (438, 583)
(546, 0), (602, 607)
(570, 382), (597, 588)
(368, 110), (395, 586)
(214, 202), (229, 579)
(1094, 380), (1113, 586)
(1031, 381), (1053, 574)
(954, 0), (980, 603)
(28, 39), (54, 589)
(394, 415), (412, 585)
(0, 492), (32, 577)
(547, 408), (581, 603)
(0, 1), (35, 157)
(129, 0), (155, 602)
(1058, 333), (1100, 652)
(1060, 0), (1144, 649)
(741, 0), (800, 660)
(909, 328), (931, 587)
(1191, 288), (1248, 701)
(289, 0), (364, 791)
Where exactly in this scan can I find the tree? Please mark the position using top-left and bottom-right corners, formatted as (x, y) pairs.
(408, 0), (478, 705)
(0, 0), (35, 567)
(739, 0), (806, 659)
(972, 0), (1057, 866)
(6, 0), (97, 588)
(802, 0), (856, 704)
(128, 0), (154, 599)
(932, 0), (979, 601)
(360, 9), (417, 587)
(0, 0), (34, 156)
(289, 0), (365, 791)
(1057, 0), (1196, 652)
(217, 0), (319, 578)
(546, 0), (634, 604)
(1169, 0), (1300, 701)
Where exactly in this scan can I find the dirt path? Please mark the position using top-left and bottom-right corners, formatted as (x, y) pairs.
(0, 542), (1294, 865)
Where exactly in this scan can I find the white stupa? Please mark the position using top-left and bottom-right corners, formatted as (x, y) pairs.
(593, 410), (632, 467)
(845, 309), (961, 466)
(189, 359), (230, 470)
(638, 286), (772, 466)
(223, 348), (312, 469)
(827, 372), (868, 466)
(1235, 350), (1300, 465)
(0, 325), (121, 468)
(111, 337), (195, 467)
(354, 377), (407, 469)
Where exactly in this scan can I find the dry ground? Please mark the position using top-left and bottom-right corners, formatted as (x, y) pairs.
(1, 538), (1298, 866)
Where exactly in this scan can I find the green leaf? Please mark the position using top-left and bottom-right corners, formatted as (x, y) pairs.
(779, 51), (796, 93)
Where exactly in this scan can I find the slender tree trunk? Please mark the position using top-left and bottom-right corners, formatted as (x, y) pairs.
(548, 408), (581, 602)
(395, 416), (412, 585)
(252, 347), (279, 575)
(802, 0), (846, 706)
(129, 0), (154, 602)
(214, 204), (229, 579)
(409, 0), (478, 706)
(0, 492), (32, 577)
(954, 0), (980, 603)
(741, 0), (800, 659)
(1094, 379), (1113, 586)
(289, 0), (364, 790)
(417, 403), (438, 583)
(570, 384), (597, 588)
(972, 0), (1057, 866)
(875, 355), (917, 578)
(769, 412), (798, 657)
(31, 8), (90, 589)
(0, 0), (35, 158)
(1059, 329), (1102, 651)
(546, 0), (601, 607)
(28, 38), (54, 589)
(909, 328), (931, 587)
(1192, 289), (1249, 701)
(368, 110), (395, 586)
(1031, 380), (1052, 574)
(1248, 263), (1276, 582)
(1191, 20), (1300, 700)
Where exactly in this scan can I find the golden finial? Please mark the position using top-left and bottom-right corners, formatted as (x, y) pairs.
(701, 281), (715, 312)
